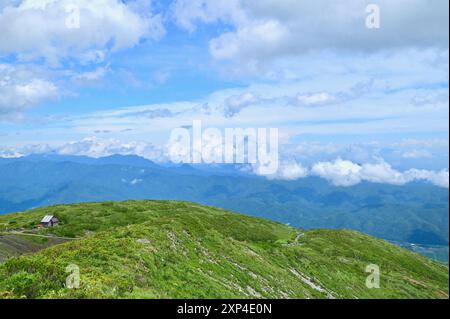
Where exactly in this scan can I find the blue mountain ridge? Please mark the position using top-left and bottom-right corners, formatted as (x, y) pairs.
(0, 154), (448, 261)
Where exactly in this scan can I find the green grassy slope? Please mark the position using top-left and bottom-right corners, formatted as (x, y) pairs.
(0, 201), (448, 299)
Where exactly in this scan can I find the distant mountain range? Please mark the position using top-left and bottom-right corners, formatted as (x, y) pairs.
(0, 154), (448, 261)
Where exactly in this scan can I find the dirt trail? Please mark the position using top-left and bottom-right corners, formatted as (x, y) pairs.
(3, 231), (78, 240)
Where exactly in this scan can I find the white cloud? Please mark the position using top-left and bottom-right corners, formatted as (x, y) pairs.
(359, 161), (410, 185)
(218, 79), (378, 117)
(224, 92), (258, 117)
(1, 138), (448, 188)
(170, 0), (245, 33)
(0, 136), (170, 163)
(57, 136), (167, 162)
(173, 0), (449, 64)
(130, 178), (143, 185)
(0, 0), (165, 64)
(0, 1), (166, 120)
(251, 157), (449, 188)
(311, 158), (362, 186)
(0, 149), (22, 158)
(295, 92), (335, 107)
(263, 160), (308, 181)
(291, 80), (375, 107)
(404, 169), (449, 188)
(411, 90), (449, 107)
(0, 64), (58, 119)
(71, 65), (109, 82)
(311, 158), (449, 188)
(0, 142), (53, 157)
(209, 19), (289, 60)
(402, 149), (433, 159)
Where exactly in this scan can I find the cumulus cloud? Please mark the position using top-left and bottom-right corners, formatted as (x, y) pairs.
(170, 0), (245, 33)
(57, 136), (168, 162)
(172, 0), (449, 63)
(311, 159), (362, 186)
(263, 160), (308, 181)
(1, 138), (448, 188)
(0, 136), (170, 163)
(403, 169), (449, 188)
(248, 155), (450, 189)
(0, 64), (58, 119)
(311, 158), (449, 188)
(210, 19), (289, 61)
(0, 0), (165, 64)
(0, 143), (53, 158)
(0, 0), (167, 119)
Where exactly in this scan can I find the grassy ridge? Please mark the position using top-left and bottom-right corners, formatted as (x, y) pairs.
(0, 201), (448, 299)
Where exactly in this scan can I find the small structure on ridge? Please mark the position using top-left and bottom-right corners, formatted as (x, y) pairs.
(40, 215), (59, 227)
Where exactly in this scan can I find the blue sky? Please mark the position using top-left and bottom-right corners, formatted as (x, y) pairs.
(0, 0), (449, 186)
